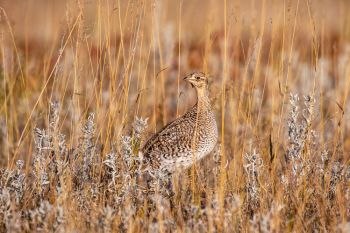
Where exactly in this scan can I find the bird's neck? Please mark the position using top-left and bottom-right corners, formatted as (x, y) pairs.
(196, 88), (211, 111)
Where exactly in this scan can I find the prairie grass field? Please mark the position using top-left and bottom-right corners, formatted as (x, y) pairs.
(0, 0), (350, 232)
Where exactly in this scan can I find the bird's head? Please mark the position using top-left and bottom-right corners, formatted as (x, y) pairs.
(183, 72), (209, 90)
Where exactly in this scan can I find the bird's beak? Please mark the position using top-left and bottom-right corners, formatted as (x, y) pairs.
(183, 74), (194, 81)
(184, 75), (194, 88)
(183, 75), (195, 88)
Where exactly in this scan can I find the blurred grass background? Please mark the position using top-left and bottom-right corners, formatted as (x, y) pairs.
(1, 0), (349, 164)
(0, 0), (350, 232)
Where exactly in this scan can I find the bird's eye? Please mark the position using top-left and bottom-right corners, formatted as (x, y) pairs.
(196, 77), (200, 80)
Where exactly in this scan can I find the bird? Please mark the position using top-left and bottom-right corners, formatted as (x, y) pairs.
(140, 72), (218, 178)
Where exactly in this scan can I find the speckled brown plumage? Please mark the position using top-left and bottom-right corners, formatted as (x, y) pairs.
(141, 72), (218, 176)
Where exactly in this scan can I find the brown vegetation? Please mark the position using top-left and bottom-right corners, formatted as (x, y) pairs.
(0, 0), (350, 232)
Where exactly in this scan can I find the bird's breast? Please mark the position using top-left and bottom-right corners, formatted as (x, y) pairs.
(196, 111), (218, 156)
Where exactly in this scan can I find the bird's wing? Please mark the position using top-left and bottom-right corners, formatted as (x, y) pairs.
(141, 110), (196, 156)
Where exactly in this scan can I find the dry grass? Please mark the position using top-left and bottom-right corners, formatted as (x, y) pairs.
(0, 0), (350, 232)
